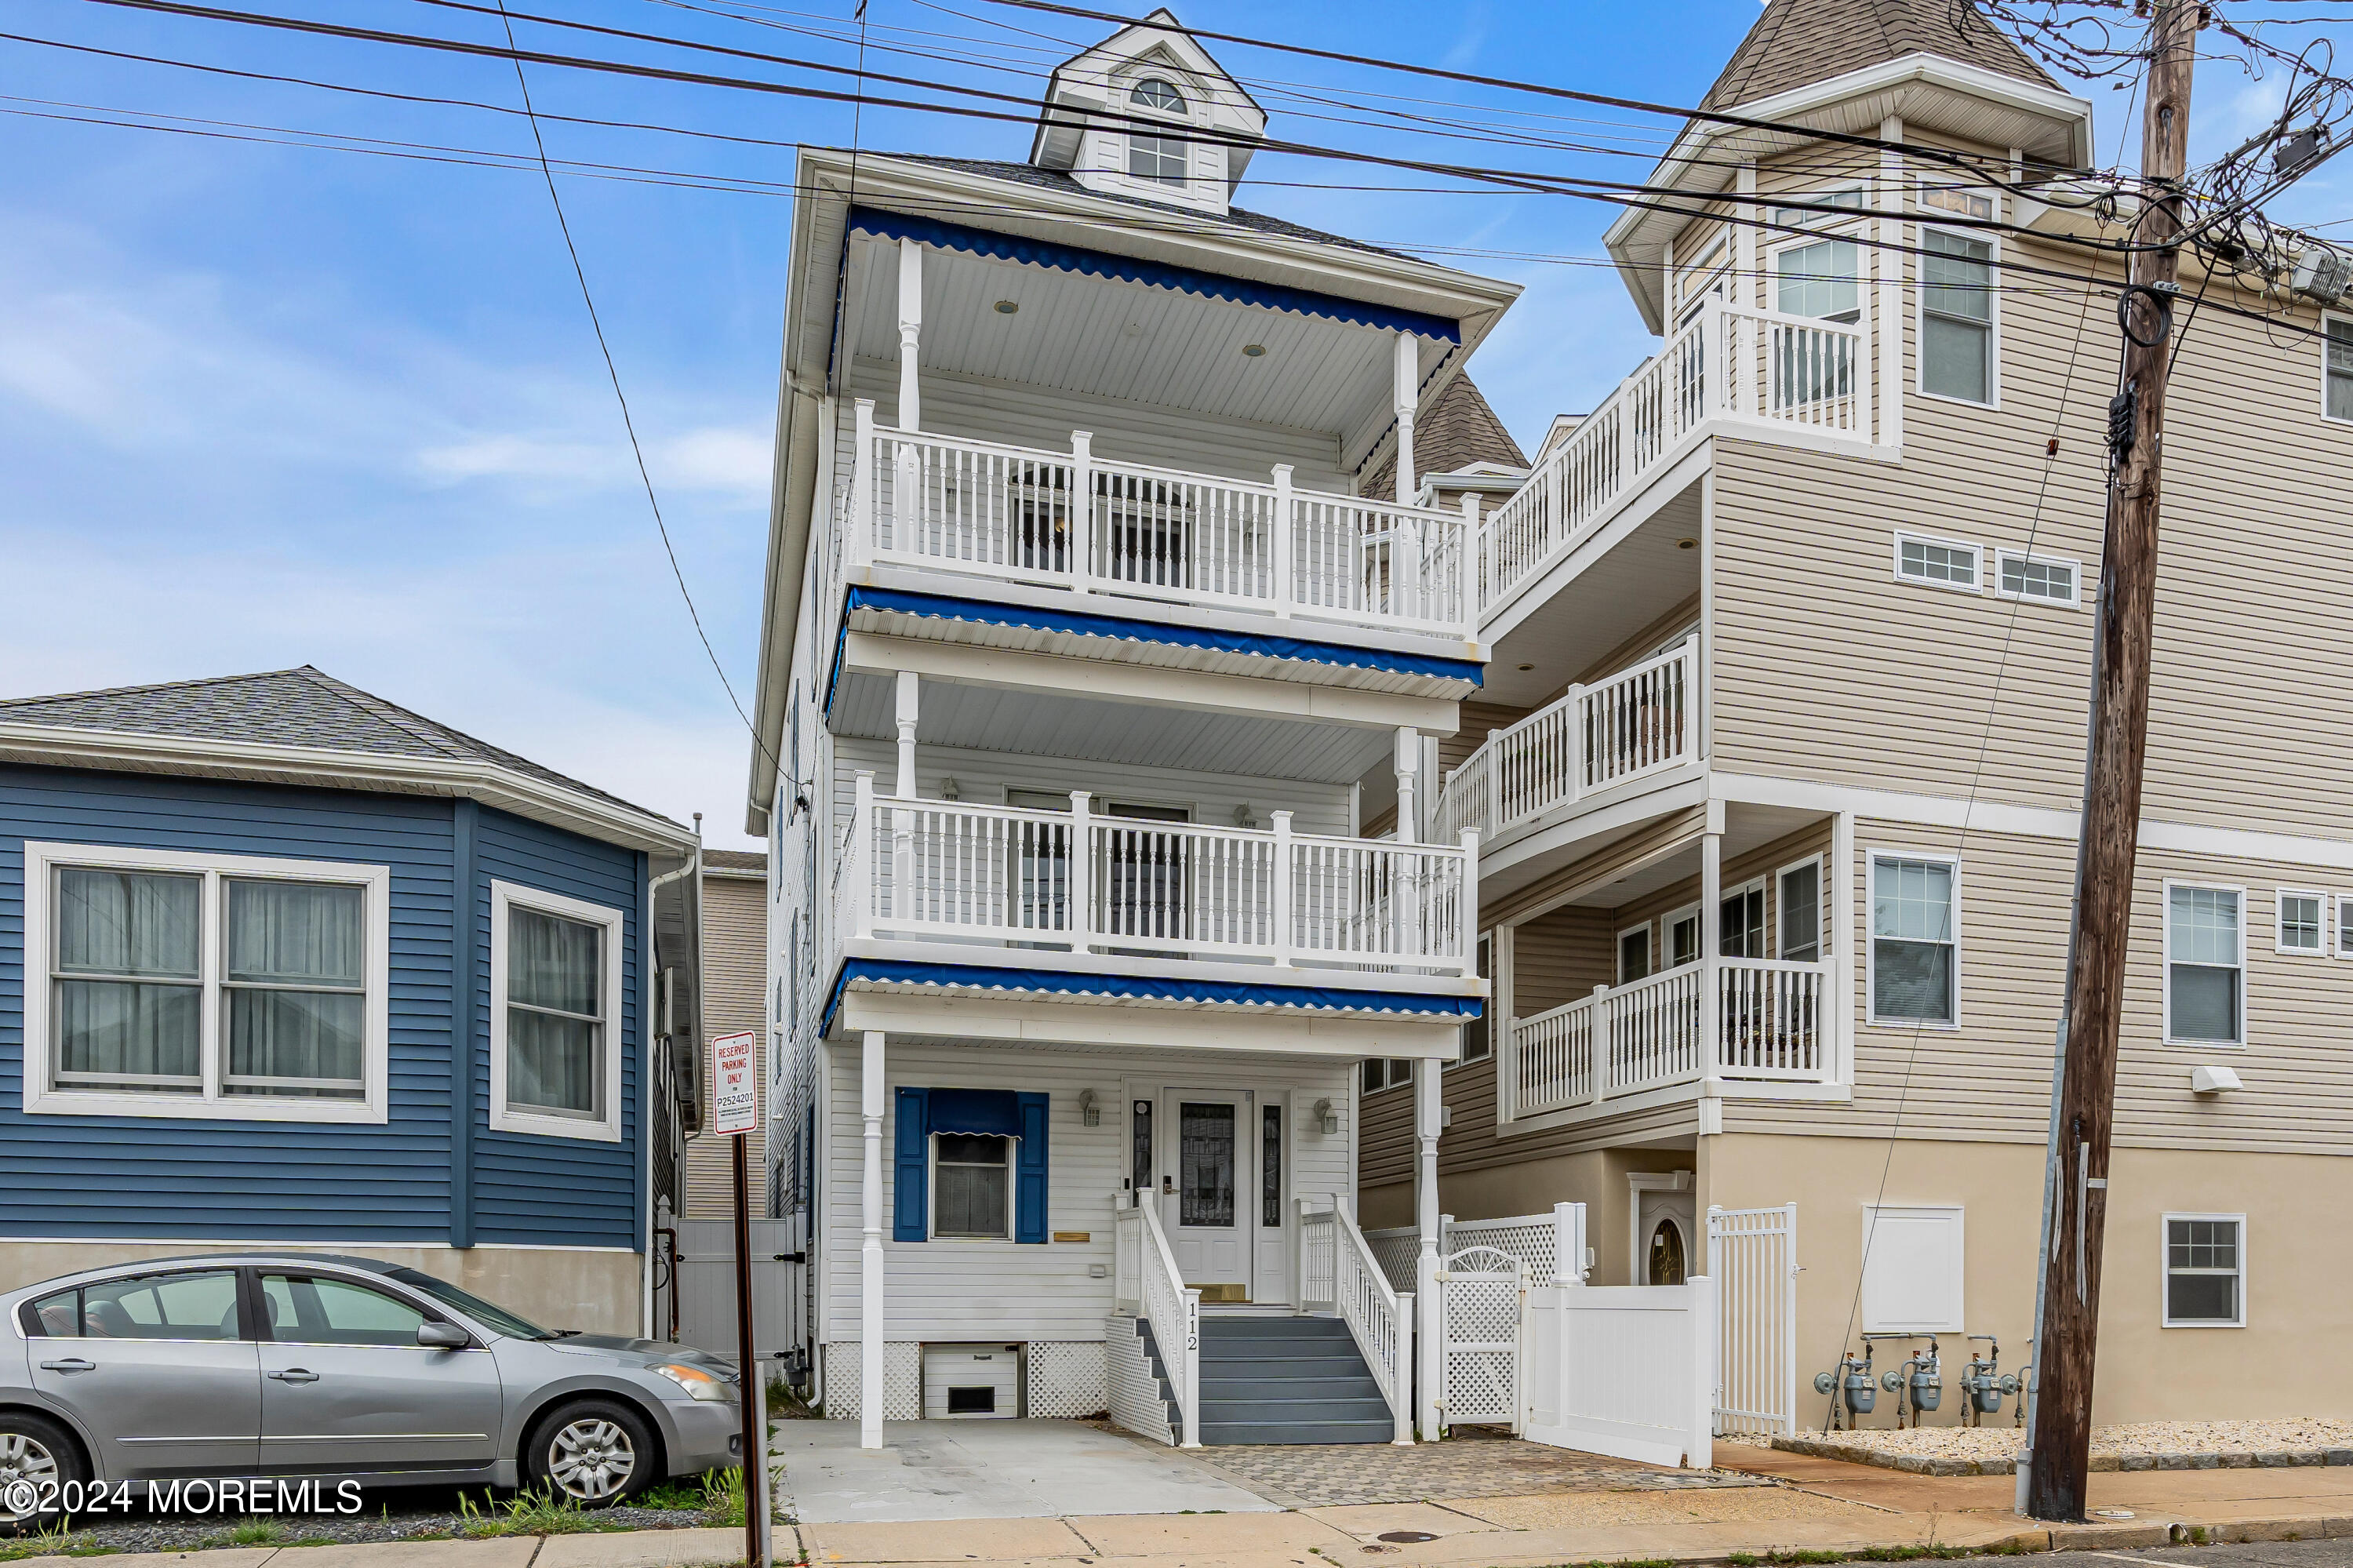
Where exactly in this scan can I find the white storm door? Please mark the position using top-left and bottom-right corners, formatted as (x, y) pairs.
(1162, 1090), (1252, 1299)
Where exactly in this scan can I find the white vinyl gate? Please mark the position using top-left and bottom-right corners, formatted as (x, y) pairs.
(1707, 1203), (1798, 1436)
(1438, 1245), (1524, 1431)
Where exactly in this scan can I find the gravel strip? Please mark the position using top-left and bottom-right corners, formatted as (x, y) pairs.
(1777, 1419), (2353, 1477)
(2, 1501), (729, 1557)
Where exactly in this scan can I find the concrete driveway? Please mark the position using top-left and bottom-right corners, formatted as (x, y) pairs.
(773, 1419), (1283, 1523)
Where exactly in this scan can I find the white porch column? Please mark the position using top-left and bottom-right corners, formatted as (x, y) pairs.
(1392, 727), (1420, 846)
(1413, 1058), (1443, 1440)
(1700, 802), (1725, 1097)
(892, 672), (917, 917)
(893, 671), (918, 798)
(860, 1029), (887, 1449)
(896, 240), (923, 431)
(1392, 331), (1419, 504)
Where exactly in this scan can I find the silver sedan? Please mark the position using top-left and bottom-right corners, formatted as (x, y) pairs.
(0, 1253), (744, 1529)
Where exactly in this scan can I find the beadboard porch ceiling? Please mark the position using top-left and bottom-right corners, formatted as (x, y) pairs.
(1542, 800), (1829, 914)
(841, 231), (1418, 464)
(1482, 480), (1704, 707)
(830, 669), (1391, 786)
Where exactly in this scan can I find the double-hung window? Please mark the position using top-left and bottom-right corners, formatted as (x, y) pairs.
(22, 842), (389, 1122)
(932, 1134), (1012, 1239)
(1921, 230), (1995, 403)
(2162, 1214), (2245, 1326)
(1720, 881), (1766, 959)
(2326, 318), (2353, 423)
(2166, 883), (2244, 1045)
(1870, 853), (1957, 1025)
(491, 881), (626, 1141)
(1777, 858), (1823, 963)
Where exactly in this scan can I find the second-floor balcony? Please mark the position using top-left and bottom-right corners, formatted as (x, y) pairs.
(1477, 298), (1875, 622)
(1432, 635), (1697, 849)
(1502, 954), (1835, 1123)
(845, 402), (1480, 645)
(837, 772), (1478, 980)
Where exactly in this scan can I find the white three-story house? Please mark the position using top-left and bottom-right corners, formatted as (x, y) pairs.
(743, 13), (1519, 1446)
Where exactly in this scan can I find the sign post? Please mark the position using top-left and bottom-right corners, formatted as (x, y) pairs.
(709, 1031), (766, 1568)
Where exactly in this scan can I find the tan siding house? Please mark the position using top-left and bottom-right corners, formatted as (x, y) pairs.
(682, 852), (769, 1217)
(1375, 0), (2353, 1425)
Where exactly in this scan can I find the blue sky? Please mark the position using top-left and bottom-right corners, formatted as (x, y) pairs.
(2, 0), (2342, 846)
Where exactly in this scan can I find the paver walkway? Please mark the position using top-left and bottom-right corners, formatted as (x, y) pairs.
(1186, 1430), (1770, 1508)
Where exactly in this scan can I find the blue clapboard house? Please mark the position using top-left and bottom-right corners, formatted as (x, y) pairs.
(0, 668), (703, 1333)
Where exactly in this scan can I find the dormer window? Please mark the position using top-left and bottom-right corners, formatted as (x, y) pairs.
(1127, 77), (1189, 185)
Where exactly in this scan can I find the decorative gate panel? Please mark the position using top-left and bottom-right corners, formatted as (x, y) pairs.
(1438, 1244), (1524, 1429)
(1707, 1203), (1798, 1436)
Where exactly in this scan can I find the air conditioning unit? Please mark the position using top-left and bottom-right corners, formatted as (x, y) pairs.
(2292, 246), (2352, 304)
(922, 1344), (1020, 1419)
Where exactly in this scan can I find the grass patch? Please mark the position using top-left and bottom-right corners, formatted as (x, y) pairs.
(196, 1518), (292, 1549)
(637, 1478), (709, 1513)
(702, 1467), (748, 1529)
(0, 1519), (112, 1562)
(456, 1486), (599, 1539)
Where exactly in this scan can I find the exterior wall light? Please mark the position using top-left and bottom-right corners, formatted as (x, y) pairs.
(1313, 1097), (1340, 1134)
(1078, 1088), (1101, 1126)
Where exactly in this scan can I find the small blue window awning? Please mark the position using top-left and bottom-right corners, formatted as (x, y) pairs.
(849, 206), (1461, 344)
(926, 1087), (1020, 1138)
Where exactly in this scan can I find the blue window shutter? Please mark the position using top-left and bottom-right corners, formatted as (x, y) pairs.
(1014, 1091), (1049, 1244)
(893, 1086), (929, 1242)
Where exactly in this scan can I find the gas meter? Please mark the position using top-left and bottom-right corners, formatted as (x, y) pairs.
(1811, 1343), (1875, 1429)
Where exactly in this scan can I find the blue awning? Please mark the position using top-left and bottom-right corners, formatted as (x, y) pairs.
(849, 206), (1460, 344)
(824, 957), (1480, 1036)
(926, 1087), (1021, 1138)
(828, 585), (1481, 718)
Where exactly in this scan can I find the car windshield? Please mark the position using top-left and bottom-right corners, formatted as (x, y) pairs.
(382, 1268), (551, 1341)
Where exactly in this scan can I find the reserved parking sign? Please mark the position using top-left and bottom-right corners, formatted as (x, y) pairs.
(709, 1031), (758, 1137)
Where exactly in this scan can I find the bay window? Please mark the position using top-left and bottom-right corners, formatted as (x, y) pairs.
(491, 880), (625, 1141)
(23, 842), (388, 1121)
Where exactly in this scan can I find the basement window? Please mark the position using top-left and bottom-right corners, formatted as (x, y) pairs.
(2162, 1214), (2245, 1327)
(1995, 549), (2079, 607)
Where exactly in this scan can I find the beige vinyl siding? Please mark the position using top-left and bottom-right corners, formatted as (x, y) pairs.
(683, 872), (769, 1218)
(1443, 700), (1532, 773)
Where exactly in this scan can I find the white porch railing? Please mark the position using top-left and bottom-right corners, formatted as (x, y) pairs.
(845, 773), (1479, 976)
(1114, 1197), (1201, 1447)
(1503, 956), (1833, 1121)
(1298, 1199), (1413, 1443)
(849, 404), (1477, 639)
(1479, 299), (1871, 613)
(1431, 637), (1696, 845)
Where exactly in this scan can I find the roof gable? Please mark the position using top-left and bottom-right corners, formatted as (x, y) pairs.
(1700, 0), (2056, 111)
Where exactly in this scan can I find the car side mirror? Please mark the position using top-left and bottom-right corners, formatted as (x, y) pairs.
(416, 1320), (471, 1350)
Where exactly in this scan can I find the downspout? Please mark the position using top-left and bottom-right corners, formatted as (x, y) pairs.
(645, 822), (704, 1339)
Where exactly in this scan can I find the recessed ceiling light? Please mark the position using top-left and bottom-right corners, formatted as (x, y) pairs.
(1242, 343), (1267, 357)
(1677, 537), (1698, 550)
(994, 300), (1019, 315)
(1516, 663), (1535, 672)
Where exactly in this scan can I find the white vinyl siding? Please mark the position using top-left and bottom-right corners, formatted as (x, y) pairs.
(1893, 533), (1980, 592)
(2162, 1213), (2246, 1327)
(2166, 882), (2245, 1046)
(18, 842), (391, 1124)
(490, 880), (627, 1142)
(1869, 853), (1958, 1027)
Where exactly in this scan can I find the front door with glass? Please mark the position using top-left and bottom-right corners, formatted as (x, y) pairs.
(1160, 1090), (1252, 1302)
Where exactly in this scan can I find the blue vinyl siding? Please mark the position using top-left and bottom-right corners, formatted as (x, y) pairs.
(0, 764), (641, 1249)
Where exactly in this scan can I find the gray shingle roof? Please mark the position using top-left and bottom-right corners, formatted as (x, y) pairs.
(1699, 0), (2056, 111)
(845, 152), (1417, 262)
(0, 665), (675, 828)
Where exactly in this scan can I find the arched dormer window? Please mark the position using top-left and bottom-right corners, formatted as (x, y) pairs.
(1126, 75), (1190, 185)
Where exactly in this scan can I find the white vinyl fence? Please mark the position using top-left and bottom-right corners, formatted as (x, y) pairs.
(1522, 1279), (1715, 1469)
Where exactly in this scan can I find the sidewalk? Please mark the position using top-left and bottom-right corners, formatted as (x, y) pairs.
(13, 1448), (2353, 1568)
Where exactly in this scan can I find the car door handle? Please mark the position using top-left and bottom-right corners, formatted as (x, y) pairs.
(268, 1369), (321, 1384)
(38, 1358), (95, 1373)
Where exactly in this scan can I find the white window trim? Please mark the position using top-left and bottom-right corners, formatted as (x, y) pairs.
(1363, 1057), (1416, 1094)
(1661, 901), (1703, 970)
(1118, 67), (1201, 196)
(2160, 1211), (2247, 1330)
(2275, 887), (2329, 956)
(20, 841), (391, 1124)
(1865, 849), (1962, 1030)
(1453, 932), (1496, 1064)
(1763, 219), (1867, 325)
(1765, 182), (1871, 238)
(489, 879), (627, 1142)
(2162, 879), (2247, 1049)
(2334, 893), (2353, 959)
(1719, 875), (1766, 959)
(1775, 854), (1827, 962)
(1615, 919), (1656, 984)
(1892, 530), (1984, 595)
(1914, 223), (2002, 409)
(2322, 311), (2353, 425)
(1991, 546), (2082, 609)
(927, 1130), (1016, 1242)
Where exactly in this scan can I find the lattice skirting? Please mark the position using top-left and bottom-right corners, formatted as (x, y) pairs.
(821, 1341), (1107, 1420)
(1104, 1315), (1175, 1444)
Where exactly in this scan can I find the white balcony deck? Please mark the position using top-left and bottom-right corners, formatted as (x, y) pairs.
(1501, 954), (1835, 1125)
(837, 773), (1480, 981)
(846, 404), (1479, 645)
(1477, 299), (1874, 624)
(1431, 636), (1697, 849)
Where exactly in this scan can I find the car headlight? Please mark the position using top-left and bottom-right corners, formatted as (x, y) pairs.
(651, 1362), (736, 1402)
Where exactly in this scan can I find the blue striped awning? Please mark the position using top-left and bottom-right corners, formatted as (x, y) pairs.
(849, 207), (1461, 343)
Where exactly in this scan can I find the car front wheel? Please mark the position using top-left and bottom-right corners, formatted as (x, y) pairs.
(0, 1411), (85, 1534)
(524, 1399), (656, 1506)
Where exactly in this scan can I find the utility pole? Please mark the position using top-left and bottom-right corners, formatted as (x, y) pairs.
(2022, 0), (2199, 1525)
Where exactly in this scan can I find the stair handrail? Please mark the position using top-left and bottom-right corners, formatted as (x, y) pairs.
(1133, 1194), (1202, 1447)
(1299, 1198), (1414, 1444)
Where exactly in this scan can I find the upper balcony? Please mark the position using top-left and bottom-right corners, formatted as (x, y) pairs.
(842, 406), (1480, 648)
(1475, 297), (1879, 639)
